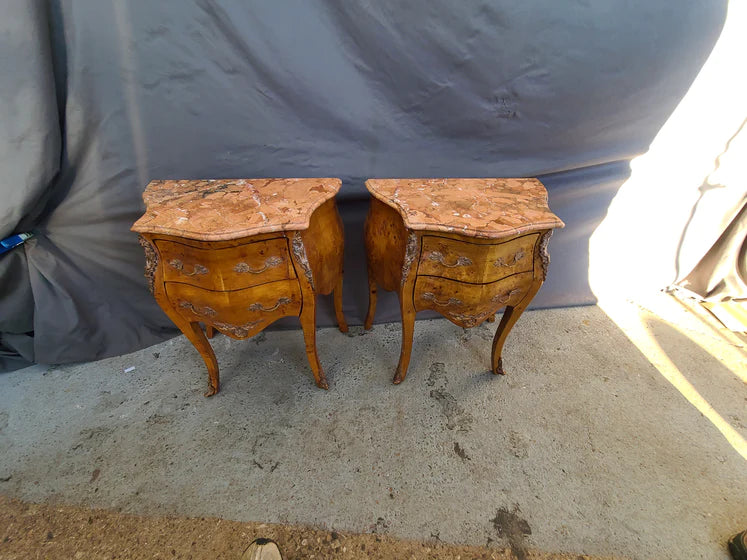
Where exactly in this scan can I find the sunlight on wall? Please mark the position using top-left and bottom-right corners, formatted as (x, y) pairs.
(589, 1), (747, 461)
(589, 0), (747, 297)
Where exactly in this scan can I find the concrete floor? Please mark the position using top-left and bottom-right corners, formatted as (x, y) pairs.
(0, 299), (745, 560)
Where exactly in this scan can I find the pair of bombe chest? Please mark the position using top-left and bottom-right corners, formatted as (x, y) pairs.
(132, 177), (563, 396)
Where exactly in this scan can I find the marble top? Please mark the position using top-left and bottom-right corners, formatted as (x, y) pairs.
(132, 178), (341, 241)
(366, 178), (564, 239)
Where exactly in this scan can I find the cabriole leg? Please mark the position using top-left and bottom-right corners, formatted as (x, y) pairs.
(299, 299), (328, 390)
(392, 296), (416, 384)
(491, 303), (528, 375)
(176, 320), (219, 396)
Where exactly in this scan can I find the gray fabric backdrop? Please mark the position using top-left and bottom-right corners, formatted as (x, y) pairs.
(0, 0), (727, 371)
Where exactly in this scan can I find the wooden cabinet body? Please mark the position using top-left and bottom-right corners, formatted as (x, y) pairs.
(363, 178), (563, 384)
(133, 179), (346, 396)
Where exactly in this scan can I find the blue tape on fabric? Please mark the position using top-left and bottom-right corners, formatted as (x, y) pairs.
(0, 232), (34, 256)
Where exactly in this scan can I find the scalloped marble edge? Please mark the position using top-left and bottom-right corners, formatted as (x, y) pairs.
(131, 178), (341, 241)
(365, 178), (565, 239)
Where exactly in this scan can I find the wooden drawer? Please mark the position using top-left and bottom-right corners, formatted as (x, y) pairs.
(414, 272), (533, 327)
(165, 279), (302, 339)
(156, 237), (295, 290)
(417, 234), (537, 283)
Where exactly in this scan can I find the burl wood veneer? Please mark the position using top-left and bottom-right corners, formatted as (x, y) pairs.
(364, 178), (564, 384)
(132, 178), (347, 396)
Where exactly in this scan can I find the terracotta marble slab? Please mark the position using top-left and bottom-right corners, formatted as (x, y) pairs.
(366, 178), (564, 239)
(132, 178), (341, 241)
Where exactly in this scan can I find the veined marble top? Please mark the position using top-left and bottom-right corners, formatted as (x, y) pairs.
(366, 178), (564, 239)
(132, 178), (341, 241)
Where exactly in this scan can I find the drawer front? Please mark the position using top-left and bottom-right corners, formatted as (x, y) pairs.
(414, 272), (533, 327)
(418, 234), (537, 283)
(165, 279), (302, 339)
(157, 238), (294, 290)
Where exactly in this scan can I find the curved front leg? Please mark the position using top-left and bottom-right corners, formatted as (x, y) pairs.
(392, 231), (420, 384)
(176, 319), (220, 396)
(393, 294), (416, 384)
(143, 232), (219, 397)
(490, 304), (527, 375)
(491, 231), (551, 375)
(300, 296), (328, 389)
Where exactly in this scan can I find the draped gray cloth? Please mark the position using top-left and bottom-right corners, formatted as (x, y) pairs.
(677, 200), (747, 301)
(0, 0), (728, 371)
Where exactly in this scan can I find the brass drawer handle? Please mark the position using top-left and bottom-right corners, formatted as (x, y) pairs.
(421, 292), (463, 307)
(492, 288), (522, 305)
(248, 297), (292, 313)
(211, 320), (262, 338)
(178, 300), (217, 317)
(234, 256), (284, 274)
(426, 251), (473, 268)
(169, 259), (209, 276)
(493, 250), (525, 268)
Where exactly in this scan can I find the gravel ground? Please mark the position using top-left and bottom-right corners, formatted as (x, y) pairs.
(0, 495), (624, 560)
